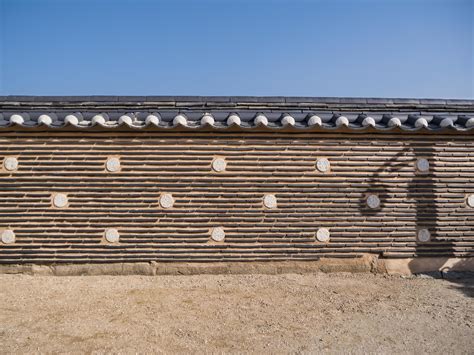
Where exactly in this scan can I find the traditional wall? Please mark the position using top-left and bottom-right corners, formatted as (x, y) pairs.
(1, 131), (473, 264)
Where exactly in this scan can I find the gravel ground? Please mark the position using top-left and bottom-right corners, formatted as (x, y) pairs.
(0, 273), (473, 354)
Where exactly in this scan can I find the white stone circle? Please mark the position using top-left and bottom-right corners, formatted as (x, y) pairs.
(467, 194), (474, 208)
(316, 158), (330, 172)
(416, 158), (430, 172)
(105, 228), (120, 243)
(3, 157), (18, 171)
(1, 229), (15, 244)
(417, 229), (431, 242)
(212, 157), (226, 172)
(106, 157), (121, 172)
(316, 228), (330, 242)
(211, 227), (225, 242)
(53, 193), (68, 208)
(160, 193), (175, 209)
(367, 194), (380, 209)
(263, 194), (277, 209)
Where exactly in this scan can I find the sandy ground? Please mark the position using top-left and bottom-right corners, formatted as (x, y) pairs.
(0, 273), (473, 354)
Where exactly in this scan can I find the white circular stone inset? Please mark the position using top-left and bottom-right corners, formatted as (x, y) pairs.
(106, 157), (121, 172)
(366, 194), (380, 209)
(53, 193), (68, 208)
(316, 158), (330, 173)
(316, 228), (330, 242)
(105, 228), (120, 243)
(210, 227), (225, 242)
(417, 229), (431, 242)
(467, 194), (474, 208)
(212, 157), (226, 172)
(3, 157), (18, 171)
(160, 193), (174, 209)
(263, 194), (277, 209)
(1, 229), (15, 244)
(416, 158), (430, 172)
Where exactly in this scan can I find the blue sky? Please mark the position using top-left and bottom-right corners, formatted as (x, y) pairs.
(0, 0), (472, 98)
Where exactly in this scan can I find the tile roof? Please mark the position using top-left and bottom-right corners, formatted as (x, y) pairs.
(0, 96), (473, 133)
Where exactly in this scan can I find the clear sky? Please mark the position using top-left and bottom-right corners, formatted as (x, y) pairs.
(0, 0), (472, 98)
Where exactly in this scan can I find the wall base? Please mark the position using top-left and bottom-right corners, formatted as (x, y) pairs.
(0, 255), (473, 276)
(379, 257), (474, 276)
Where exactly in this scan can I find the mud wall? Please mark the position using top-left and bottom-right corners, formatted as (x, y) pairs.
(0, 131), (473, 263)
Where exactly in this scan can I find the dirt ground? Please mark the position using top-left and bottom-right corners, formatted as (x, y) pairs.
(0, 273), (473, 354)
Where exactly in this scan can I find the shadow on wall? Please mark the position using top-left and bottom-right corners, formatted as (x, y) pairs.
(409, 143), (473, 298)
(363, 141), (473, 298)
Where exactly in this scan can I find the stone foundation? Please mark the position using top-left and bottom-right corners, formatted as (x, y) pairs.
(1, 255), (473, 276)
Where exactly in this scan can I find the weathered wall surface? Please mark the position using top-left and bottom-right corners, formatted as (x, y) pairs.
(0, 131), (473, 264)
